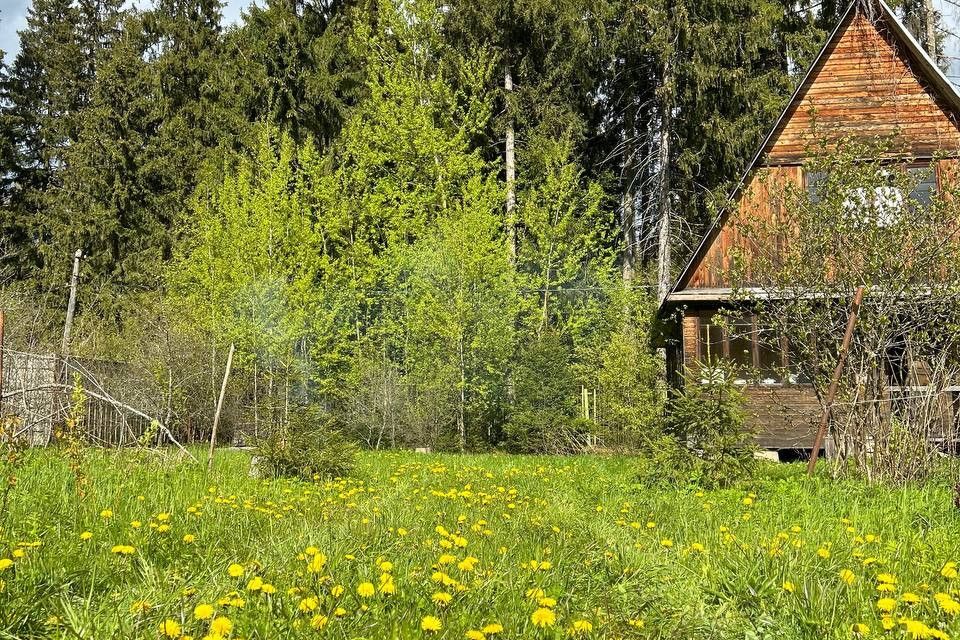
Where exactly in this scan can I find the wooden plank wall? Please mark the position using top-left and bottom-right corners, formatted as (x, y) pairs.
(682, 12), (960, 292)
(765, 13), (960, 163)
(689, 167), (802, 288)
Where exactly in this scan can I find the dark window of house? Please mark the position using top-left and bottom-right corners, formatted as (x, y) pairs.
(728, 317), (754, 370)
(757, 327), (783, 383)
(787, 340), (813, 384)
(805, 166), (938, 220)
(884, 335), (910, 387)
(806, 170), (828, 205)
(907, 167), (937, 206)
(698, 319), (724, 360)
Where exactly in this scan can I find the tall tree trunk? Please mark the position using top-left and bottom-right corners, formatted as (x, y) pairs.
(656, 62), (673, 304)
(620, 188), (636, 283)
(923, 0), (937, 59)
(505, 65), (517, 264)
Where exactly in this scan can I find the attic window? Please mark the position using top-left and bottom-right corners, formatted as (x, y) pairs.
(805, 166), (938, 225)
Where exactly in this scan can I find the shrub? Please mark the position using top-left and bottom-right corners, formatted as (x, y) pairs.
(503, 333), (586, 453)
(641, 368), (755, 489)
(254, 405), (359, 480)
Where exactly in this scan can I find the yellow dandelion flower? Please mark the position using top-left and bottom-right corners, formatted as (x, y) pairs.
(531, 608), (556, 628)
(80, 531), (93, 541)
(357, 582), (375, 598)
(465, 631), (485, 640)
(307, 553), (327, 574)
(310, 614), (328, 630)
(247, 576), (263, 591)
(209, 616), (232, 636)
(182, 534), (195, 544)
(298, 597), (319, 612)
(158, 619), (181, 638)
(227, 563), (244, 578)
(481, 623), (503, 634)
(876, 598), (897, 613)
(130, 600), (152, 613)
(935, 592), (960, 615)
(943, 563), (958, 579)
(571, 619), (593, 633)
(852, 623), (869, 635)
(193, 604), (214, 620)
(432, 592), (453, 605)
(421, 616), (442, 632)
(839, 569), (855, 585)
(782, 581), (795, 593)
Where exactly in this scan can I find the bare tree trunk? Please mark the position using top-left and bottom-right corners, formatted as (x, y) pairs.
(505, 65), (517, 264)
(655, 72), (673, 304)
(924, 0), (937, 58)
(621, 188), (636, 283)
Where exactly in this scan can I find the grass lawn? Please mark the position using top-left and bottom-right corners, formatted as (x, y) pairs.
(0, 449), (959, 639)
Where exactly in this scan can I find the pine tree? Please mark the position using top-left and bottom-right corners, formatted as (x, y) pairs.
(229, 0), (363, 146)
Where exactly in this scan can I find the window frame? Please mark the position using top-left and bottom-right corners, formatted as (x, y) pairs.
(694, 313), (793, 385)
(803, 163), (940, 221)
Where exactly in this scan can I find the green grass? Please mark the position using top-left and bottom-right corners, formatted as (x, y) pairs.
(0, 448), (959, 639)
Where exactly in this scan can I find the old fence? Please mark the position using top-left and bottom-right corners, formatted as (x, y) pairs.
(1, 350), (155, 446)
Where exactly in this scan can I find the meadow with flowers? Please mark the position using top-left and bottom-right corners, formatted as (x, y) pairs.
(1, 449), (960, 639)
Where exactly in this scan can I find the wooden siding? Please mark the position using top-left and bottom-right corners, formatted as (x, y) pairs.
(743, 386), (821, 449)
(681, 315), (697, 369)
(689, 167), (802, 288)
(765, 13), (960, 163)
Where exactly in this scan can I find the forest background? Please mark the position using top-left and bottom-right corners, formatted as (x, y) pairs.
(0, 0), (953, 452)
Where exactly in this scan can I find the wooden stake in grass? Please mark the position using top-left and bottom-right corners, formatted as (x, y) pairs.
(807, 286), (865, 477)
(61, 250), (82, 357)
(208, 343), (235, 473)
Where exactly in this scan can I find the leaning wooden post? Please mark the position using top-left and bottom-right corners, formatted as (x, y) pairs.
(60, 249), (82, 356)
(207, 343), (235, 473)
(807, 286), (866, 476)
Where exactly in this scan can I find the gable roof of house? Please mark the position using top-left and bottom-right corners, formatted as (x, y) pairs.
(663, 0), (960, 306)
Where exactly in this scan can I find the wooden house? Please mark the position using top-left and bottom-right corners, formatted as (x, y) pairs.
(657, 0), (960, 455)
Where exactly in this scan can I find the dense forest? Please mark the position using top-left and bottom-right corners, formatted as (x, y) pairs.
(0, 0), (948, 450)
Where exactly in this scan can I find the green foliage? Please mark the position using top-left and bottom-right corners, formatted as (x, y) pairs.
(503, 332), (581, 453)
(253, 406), (359, 480)
(651, 369), (756, 488)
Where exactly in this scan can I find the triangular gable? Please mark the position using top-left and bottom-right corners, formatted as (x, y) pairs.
(666, 0), (960, 301)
